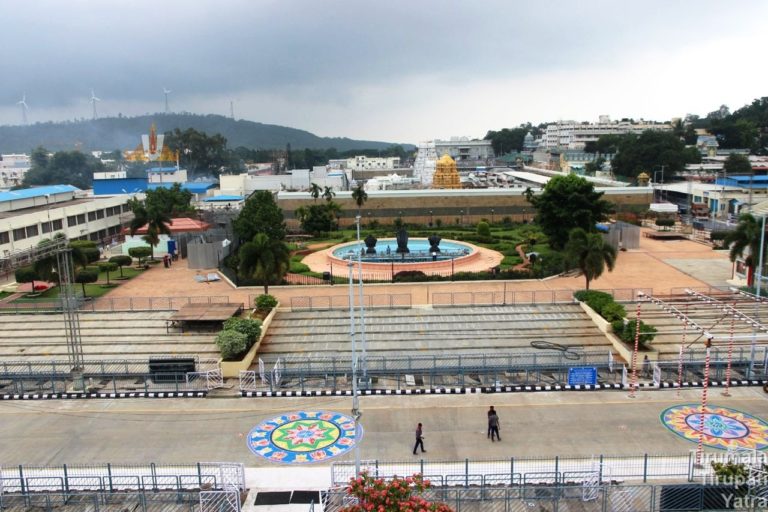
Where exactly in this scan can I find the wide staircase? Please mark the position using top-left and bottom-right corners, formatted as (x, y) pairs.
(0, 311), (220, 362)
(258, 303), (612, 360)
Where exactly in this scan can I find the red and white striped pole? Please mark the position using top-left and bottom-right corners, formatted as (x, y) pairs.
(629, 295), (643, 398)
(723, 310), (736, 397)
(696, 338), (712, 466)
(677, 305), (688, 397)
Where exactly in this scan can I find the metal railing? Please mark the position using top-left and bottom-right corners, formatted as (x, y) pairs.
(321, 481), (749, 512)
(0, 295), (233, 314)
(240, 350), (622, 392)
(289, 293), (412, 311)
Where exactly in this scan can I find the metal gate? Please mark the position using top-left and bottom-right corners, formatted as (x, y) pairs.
(186, 369), (224, 390)
(200, 490), (240, 512)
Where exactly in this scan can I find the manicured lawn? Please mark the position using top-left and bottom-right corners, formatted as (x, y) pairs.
(11, 283), (113, 302)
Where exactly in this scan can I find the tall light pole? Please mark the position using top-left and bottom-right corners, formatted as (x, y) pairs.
(347, 257), (361, 477)
(355, 215), (368, 378)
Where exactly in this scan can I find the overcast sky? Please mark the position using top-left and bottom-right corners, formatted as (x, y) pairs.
(0, 0), (766, 143)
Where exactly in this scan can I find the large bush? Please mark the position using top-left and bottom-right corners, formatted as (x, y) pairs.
(601, 302), (627, 322)
(611, 319), (658, 346)
(255, 294), (278, 310)
(222, 317), (262, 342)
(216, 330), (249, 360)
(574, 290), (613, 315)
(476, 221), (491, 238)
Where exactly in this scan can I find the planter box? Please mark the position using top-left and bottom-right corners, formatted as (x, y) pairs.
(220, 303), (279, 378)
(578, 300), (658, 363)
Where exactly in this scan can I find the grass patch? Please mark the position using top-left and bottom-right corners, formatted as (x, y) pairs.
(0, 291), (11, 300)
(11, 283), (113, 303)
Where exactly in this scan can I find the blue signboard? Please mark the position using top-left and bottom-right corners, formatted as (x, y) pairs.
(568, 367), (598, 386)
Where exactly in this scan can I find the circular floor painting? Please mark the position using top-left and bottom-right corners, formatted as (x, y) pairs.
(661, 404), (768, 451)
(247, 410), (361, 464)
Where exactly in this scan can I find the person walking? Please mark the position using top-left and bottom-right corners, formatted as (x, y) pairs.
(413, 423), (426, 455)
(487, 406), (496, 439)
(489, 410), (501, 442)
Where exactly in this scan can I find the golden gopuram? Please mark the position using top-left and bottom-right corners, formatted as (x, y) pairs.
(432, 154), (462, 189)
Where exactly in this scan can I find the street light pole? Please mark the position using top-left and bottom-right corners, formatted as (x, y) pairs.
(355, 215), (367, 379)
(347, 258), (361, 477)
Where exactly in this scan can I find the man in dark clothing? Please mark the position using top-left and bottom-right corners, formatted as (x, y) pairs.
(487, 406), (496, 438)
(413, 423), (426, 454)
(489, 411), (501, 442)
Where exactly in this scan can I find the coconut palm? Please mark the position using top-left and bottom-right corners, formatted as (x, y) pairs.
(322, 186), (336, 202)
(351, 183), (368, 215)
(724, 213), (763, 287)
(565, 228), (617, 290)
(309, 183), (321, 202)
(129, 204), (172, 260)
(238, 233), (291, 294)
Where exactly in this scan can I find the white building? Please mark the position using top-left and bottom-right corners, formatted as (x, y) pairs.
(147, 166), (187, 184)
(218, 166), (346, 197)
(345, 155), (400, 170)
(0, 154), (32, 189)
(434, 137), (494, 162)
(413, 141), (437, 186)
(542, 117), (672, 149)
(0, 185), (131, 255)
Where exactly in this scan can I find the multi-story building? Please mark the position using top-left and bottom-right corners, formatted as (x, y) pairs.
(414, 138), (495, 186)
(0, 185), (131, 255)
(345, 156), (401, 170)
(0, 154), (32, 189)
(542, 117), (672, 149)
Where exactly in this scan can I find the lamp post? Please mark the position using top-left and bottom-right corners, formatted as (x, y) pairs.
(355, 215), (367, 379)
(451, 256), (455, 280)
(459, 209), (464, 226)
(490, 208), (495, 224)
(346, 257), (361, 477)
(429, 210), (433, 227)
(653, 165), (665, 202)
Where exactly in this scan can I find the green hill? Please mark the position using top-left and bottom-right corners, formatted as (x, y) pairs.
(0, 113), (413, 153)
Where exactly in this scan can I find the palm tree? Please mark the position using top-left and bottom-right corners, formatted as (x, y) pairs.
(322, 186), (336, 203)
(351, 183), (368, 215)
(238, 233), (290, 294)
(565, 228), (617, 290)
(129, 205), (172, 260)
(724, 213), (763, 287)
(309, 183), (321, 202)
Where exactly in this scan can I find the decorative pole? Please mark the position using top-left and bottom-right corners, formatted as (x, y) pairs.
(629, 293), (643, 398)
(696, 338), (712, 467)
(722, 308), (736, 397)
(355, 216), (368, 378)
(677, 304), (689, 397)
(347, 258), (361, 477)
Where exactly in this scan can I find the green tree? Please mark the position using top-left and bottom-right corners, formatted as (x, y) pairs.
(322, 186), (336, 202)
(723, 153), (752, 176)
(309, 183), (321, 202)
(724, 213), (763, 286)
(163, 127), (232, 176)
(109, 255), (133, 278)
(98, 261), (118, 285)
(15, 266), (40, 294)
(609, 131), (699, 179)
(565, 228), (617, 289)
(351, 183), (368, 215)
(128, 246), (152, 265)
(528, 174), (612, 249)
(142, 183), (194, 216)
(70, 240), (99, 269)
(232, 190), (286, 242)
(22, 149), (105, 190)
(129, 203), (172, 260)
(237, 233), (291, 294)
(74, 269), (98, 297)
(477, 221), (491, 238)
(33, 237), (60, 285)
(215, 330), (249, 360)
(484, 125), (531, 154)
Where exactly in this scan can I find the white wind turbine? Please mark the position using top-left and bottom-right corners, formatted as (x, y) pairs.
(90, 89), (101, 119)
(17, 93), (29, 125)
(163, 87), (172, 113)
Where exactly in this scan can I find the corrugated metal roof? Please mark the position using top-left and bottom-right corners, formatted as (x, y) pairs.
(0, 184), (79, 203)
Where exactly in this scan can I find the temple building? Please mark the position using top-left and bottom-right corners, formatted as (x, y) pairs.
(431, 155), (461, 189)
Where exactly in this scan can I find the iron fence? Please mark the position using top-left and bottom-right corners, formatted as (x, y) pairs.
(321, 482), (748, 512)
(289, 293), (412, 311)
(330, 453), (701, 487)
(0, 462), (245, 512)
(241, 350), (622, 392)
(0, 295), (233, 314)
(0, 358), (221, 394)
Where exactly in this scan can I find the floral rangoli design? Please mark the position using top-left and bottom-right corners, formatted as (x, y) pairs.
(247, 411), (361, 464)
(661, 404), (768, 451)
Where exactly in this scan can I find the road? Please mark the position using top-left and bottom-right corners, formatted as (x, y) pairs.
(1, 387), (767, 467)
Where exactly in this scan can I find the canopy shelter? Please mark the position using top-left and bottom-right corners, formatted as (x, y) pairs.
(167, 302), (243, 333)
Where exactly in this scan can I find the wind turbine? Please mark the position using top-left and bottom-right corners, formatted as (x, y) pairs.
(90, 89), (101, 120)
(163, 87), (172, 113)
(17, 93), (28, 125)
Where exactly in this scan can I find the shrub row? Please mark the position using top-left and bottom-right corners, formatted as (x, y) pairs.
(574, 290), (657, 346)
